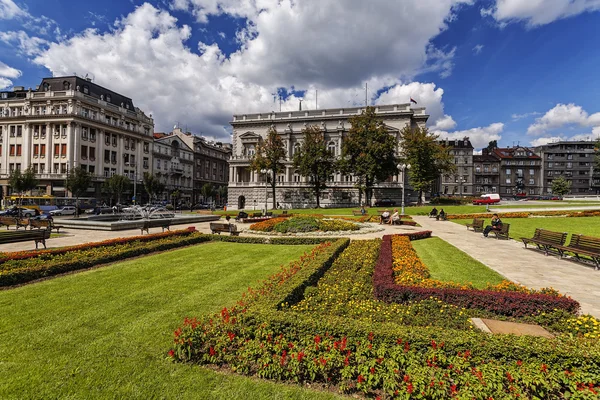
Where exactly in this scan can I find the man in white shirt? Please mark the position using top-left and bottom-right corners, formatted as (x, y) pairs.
(380, 209), (390, 224)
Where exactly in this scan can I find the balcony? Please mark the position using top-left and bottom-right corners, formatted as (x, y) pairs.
(170, 166), (184, 174)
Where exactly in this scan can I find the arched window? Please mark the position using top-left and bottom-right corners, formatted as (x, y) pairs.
(247, 144), (255, 156)
(43, 83), (50, 91)
(106, 94), (111, 103)
(293, 143), (301, 155)
(328, 141), (336, 156)
(63, 81), (71, 90)
(293, 170), (301, 183)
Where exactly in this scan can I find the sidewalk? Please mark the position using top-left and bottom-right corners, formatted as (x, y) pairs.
(413, 216), (600, 318)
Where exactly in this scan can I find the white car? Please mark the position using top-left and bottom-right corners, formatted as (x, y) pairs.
(50, 206), (77, 216)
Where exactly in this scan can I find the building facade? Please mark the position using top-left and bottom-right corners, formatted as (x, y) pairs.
(228, 104), (428, 210)
(0, 76), (154, 201)
(438, 137), (474, 196)
(534, 140), (598, 195)
(492, 146), (542, 196)
(472, 149), (500, 196)
(171, 127), (231, 206)
(152, 132), (194, 204)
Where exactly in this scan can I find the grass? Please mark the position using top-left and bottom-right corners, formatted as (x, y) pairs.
(411, 237), (505, 288)
(494, 203), (600, 209)
(452, 216), (600, 242)
(0, 241), (341, 400)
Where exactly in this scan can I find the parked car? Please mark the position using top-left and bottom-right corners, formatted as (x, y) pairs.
(49, 206), (77, 216)
(0, 207), (37, 217)
(374, 199), (396, 207)
(472, 193), (501, 205)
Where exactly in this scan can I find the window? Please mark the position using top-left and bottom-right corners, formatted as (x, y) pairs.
(567, 154), (573, 160)
(104, 150), (110, 163)
(104, 168), (110, 177)
(156, 159), (161, 169)
(105, 134), (110, 146)
(530, 161), (535, 166)
(566, 162), (572, 168)
(89, 147), (95, 161)
(81, 145), (88, 159)
(16, 144), (21, 156)
(506, 178), (511, 184)
(111, 151), (117, 163)
(10, 126), (15, 137)
(475, 167), (481, 173)
(529, 179), (534, 185)
(54, 144), (60, 157)
(88, 165), (95, 174)
(163, 161), (167, 170)
(529, 169), (534, 175)
(33, 144), (39, 156)
(131, 140), (135, 151)
(40, 144), (46, 157)
(143, 142), (149, 153)
(143, 157), (149, 169)
(112, 135), (117, 147)
(61, 144), (67, 156)
(106, 94), (111, 103)
(506, 168), (511, 174)
(125, 138), (130, 149)
(90, 129), (96, 142)
(83, 85), (89, 94)
(328, 142), (336, 156)
(548, 162), (553, 167)
(16, 126), (22, 137)
(53, 163), (59, 173)
(82, 127), (88, 139)
(9, 145), (15, 156)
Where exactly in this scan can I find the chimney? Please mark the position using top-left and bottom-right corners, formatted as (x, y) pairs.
(464, 136), (469, 146)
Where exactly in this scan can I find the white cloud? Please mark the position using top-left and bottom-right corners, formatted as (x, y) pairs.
(0, 77), (12, 89)
(511, 111), (540, 121)
(472, 44), (484, 54)
(530, 132), (600, 147)
(434, 122), (504, 149)
(0, 0), (26, 20)
(527, 103), (600, 135)
(529, 136), (563, 146)
(0, 60), (21, 78)
(27, 2), (477, 139)
(0, 30), (49, 56)
(488, 0), (600, 26)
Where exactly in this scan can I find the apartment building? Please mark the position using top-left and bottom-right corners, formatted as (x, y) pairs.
(438, 137), (474, 196)
(492, 146), (542, 196)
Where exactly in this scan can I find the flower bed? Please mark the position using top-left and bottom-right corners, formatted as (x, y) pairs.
(250, 216), (359, 233)
(447, 209), (600, 220)
(374, 235), (580, 317)
(171, 237), (600, 398)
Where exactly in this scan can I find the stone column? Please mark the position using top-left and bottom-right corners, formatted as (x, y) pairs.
(117, 134), (124, 173)
(23, 123), (31, 168)
(45, 123), (52, 174)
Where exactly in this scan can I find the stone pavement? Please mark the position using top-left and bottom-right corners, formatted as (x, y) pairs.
(413, 216), (600, 318)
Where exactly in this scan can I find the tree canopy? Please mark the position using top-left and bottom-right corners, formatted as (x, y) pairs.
(398, 125), (455, 203)
(7, 166), (38, 210)
(102, 174), (131, 205)
(551, 176), (572, 196)
(201, 183), (214, 203)
(340, 106), (398, 206)
(66, 166), (93, 216)
(142, 173), (165, 202)
(250, 126), (286, 210)
(292, 125), (336, 208)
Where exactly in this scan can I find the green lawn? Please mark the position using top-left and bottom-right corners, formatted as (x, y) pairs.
(411, 237), (505, 288)
(452, 216), (600, 242)
(0, 242), (341, 400)
(494, 203), (600, 209)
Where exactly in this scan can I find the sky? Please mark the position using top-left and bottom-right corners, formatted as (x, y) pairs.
(2, 0), (600, 150)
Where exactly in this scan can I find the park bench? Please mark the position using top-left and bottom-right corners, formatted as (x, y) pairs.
(466, 218), (484, 232)
(251, 212), (262, 218)
(352, 210), (365, 216)
(490, 223), (510, 240)
(0, 229), (51, 249)
(521, 229), (568, 255)
(209, 222), (240, 236)
(140, 219), (172, 235)
(0, 216), (18, 230)
(556, 234), (600, 270)
(436, 214), (447, 221)
(16, 218), (31, 230)
(30, 219), (63, 233)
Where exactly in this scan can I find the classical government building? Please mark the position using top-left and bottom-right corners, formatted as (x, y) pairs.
(0, 76), (154, 199)
(228, 104), (428, 210)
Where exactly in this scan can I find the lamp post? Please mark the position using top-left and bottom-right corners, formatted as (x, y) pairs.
(260, 168), (269, 215)
(398, 163), (411, 215)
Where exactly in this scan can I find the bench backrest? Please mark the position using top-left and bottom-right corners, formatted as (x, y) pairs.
(472, 218), (483, 226)
(498, 223), (510, 233)
(534, 229), (568, 245)
(0, 229), (50, 240)
(210, 222), (230, 229)
(568, 234), (600, 251)
(0, 217), (17, 224)
(31, 219), (50, 228)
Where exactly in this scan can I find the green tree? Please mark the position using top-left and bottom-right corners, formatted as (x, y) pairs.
(8, 166), (38, 208)
(293, 125), (336, 208)
(216, 185), (228, 206)
(65, 166), (93, 217)
(250, 126), (286, 210)
(551, 176), (572, 197)
(142, 173), (165, 202)
(340, 106), (398, 206)
(201, 183), (214, 204)
(486, 140), (498, 152)
(102, 175), (131, 205)
(398, 125), (455, 204)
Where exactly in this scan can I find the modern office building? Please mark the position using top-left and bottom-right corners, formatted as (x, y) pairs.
(0, 76), (154, 200)
(534, 140), (597, 195)
(227, 104), (428, 210)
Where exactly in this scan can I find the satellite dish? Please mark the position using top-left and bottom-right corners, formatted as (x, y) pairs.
(173, 124), (177, 129)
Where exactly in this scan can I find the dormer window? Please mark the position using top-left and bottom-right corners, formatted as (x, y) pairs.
(63, 81), (70, 90)
(83, 85), (89, 94)
(43, 83), (50, 91)
(106, 94), (111, 102)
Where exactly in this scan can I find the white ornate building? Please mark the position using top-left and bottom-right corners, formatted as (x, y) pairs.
(228, 104), (428, 210)
(0, 76), (154, 200)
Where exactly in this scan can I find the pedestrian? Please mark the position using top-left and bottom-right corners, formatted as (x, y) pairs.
(389, 208), (400, 225)
(380, 209), (390, 224)
(483, 213), (503, 237)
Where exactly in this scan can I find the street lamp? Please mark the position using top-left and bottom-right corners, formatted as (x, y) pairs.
(459, 176), (465, 198)
(260, 168), (269, 216)
(126, 163), (137, 205)
(398, 163), (411, 215)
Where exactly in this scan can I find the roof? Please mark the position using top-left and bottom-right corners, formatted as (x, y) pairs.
(473, 154), (499, 163)
(39, 76), (135, 110)
(492, 146), (541, 160)
(438, 137), (474, 149)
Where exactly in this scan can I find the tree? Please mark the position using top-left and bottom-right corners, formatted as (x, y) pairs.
(65, 166), (92, 217)
(102, 175), (131, 205)
(8, 166), (38, 209)
(216, 185), (228, 206)
(551, 176), (572, 197)
(340, 107), (398, 206)
(398, 125), (455, 204)
(250, 126), (286, 210)
(486, 140), (498, 152)
(293, 125), (336, 208)
(201, 183), (214, 204)
(143, 173), (165, 202)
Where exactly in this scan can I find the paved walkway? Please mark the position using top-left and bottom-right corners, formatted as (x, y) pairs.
(413, 216), (600, 318)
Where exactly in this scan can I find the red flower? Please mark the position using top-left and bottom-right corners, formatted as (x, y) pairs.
(209, 346), (216, 356)
(407, 383), (414, 394)
(541, 364), (548, 373)
(370, 367), (375, 374)
(357, 375), (365, 383)
(517, 360), (523, 366)
(368, 331), (374, 341)
(403, 374), (410, 383)
(227, 332), (235, 341)
(431, 340), (437, 349)
(506, 372), (514, 382)
(168, 349), (175, 357)
(344, 356), (349, 366)
(297, 351), (305, 362)
(314, 335), (321, 344)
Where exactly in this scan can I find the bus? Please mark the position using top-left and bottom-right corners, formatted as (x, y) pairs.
(4, 196), (98, 213)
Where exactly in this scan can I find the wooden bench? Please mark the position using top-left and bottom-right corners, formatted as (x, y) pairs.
(140, 219), (172, 235)
(466, 218), (484, 232)
(0, 216), (18, 230)
(0, 229), (51, 249)
(352, 210), (365, 216)
(251, 212), (262, 218)
(490, 223), (510, 240)
(210, 222), (240, 236)
(521, 229), (568, 255)
(30, 219), (63, 233)
(16, 218), (31, 230)
(556, 234), (600, 270)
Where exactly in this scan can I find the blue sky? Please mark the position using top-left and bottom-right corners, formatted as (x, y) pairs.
(1, 0), (600, 149)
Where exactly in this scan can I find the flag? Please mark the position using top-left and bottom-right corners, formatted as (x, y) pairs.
(410, 97), (417, 104)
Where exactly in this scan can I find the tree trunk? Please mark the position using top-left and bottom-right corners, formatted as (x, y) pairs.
(315, 180), (320, 208)
(271, 182), (276, 211)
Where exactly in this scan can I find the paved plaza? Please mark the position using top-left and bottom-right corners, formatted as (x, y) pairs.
(2, 216), (599, 318)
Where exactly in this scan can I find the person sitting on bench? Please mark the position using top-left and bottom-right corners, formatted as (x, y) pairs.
(388, 208), (400, 225)
(483, 214), (502, 237)
(380, 209), (390, 224)
(436, 209), (446, 221)
(429, 207), (438, 217)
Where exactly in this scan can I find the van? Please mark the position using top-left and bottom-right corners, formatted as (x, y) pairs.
(472, 193), (500, 205)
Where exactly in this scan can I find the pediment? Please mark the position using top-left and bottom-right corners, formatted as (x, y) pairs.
(239, 131), (261, 141)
